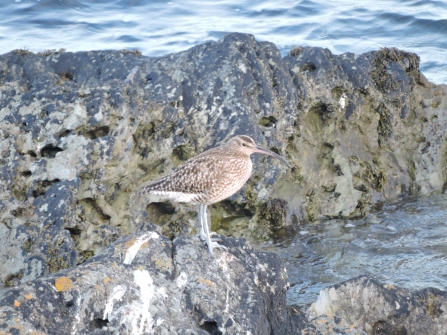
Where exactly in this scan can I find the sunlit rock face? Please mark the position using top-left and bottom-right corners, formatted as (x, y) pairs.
(0, 230), (301, 334)
(1, 33), (447, 288)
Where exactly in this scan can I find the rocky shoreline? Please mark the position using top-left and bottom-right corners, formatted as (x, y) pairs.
(1, 33), (446, 334)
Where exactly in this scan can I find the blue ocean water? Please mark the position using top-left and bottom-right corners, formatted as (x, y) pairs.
(1, 0), (446, 84)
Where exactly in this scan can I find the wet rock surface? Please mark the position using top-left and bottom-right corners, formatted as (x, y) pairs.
(1, 33), (447, 334)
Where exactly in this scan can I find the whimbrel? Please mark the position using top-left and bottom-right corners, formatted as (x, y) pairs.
(139, 135), (290, 256)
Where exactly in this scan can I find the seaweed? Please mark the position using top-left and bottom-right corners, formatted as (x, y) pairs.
(371, 47), (420, 93)
(289, 46), (303, 57)
(258, 199), (289, 229)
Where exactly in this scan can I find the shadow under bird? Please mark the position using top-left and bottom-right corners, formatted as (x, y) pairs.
(139, 135), (290, 256)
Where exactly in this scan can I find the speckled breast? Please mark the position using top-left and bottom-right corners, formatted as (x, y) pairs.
(201, 155), (253, 205)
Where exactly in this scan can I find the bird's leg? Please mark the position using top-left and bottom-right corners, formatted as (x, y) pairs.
(204, 206), (218, 237)
(198, 205), (216, 240)
(201, 204), (227, 256)
(198, 205), (206, 241)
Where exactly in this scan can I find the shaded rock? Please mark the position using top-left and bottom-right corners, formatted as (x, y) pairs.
(0, 230), (301, 334)
(308, 275), (447, 335)
(281, 45), (447, 222)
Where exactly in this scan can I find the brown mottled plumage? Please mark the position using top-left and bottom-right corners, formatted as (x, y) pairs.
(139, 135), (290, 256)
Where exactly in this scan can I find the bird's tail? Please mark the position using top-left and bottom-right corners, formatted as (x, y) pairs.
(138, 176), (171, 195)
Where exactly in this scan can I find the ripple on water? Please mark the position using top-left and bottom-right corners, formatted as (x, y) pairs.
(1, 0), (447, 84)
(256, 193), (447, 306)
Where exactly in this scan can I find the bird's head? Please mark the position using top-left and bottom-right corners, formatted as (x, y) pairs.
(225, 135), (290, 167)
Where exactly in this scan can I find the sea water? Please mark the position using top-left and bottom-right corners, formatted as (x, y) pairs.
(258, 194), (447, 306)
(1, 0), (446, 84)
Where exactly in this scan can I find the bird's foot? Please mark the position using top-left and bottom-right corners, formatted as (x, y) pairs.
(199, 231), (217, 241)
(205, 234), (227, 257)
(207, 240), (228, 256)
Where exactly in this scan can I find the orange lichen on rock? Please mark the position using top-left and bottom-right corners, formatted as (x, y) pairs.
(55, 277), (73, 292)
(24, 293), (33, 300)
(14, 301), (21, 307)
(196, 278), (215, 286)
(124, 239), (136, 249)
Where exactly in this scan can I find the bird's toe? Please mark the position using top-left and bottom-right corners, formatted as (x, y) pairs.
(209, 241), (228, 251)
(206, 239), (228, 256)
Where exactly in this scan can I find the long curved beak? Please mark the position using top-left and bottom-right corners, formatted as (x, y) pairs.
(253, 145), (290, 168)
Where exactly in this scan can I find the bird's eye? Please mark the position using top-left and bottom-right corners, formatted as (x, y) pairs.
(241, 143), (247, 147)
